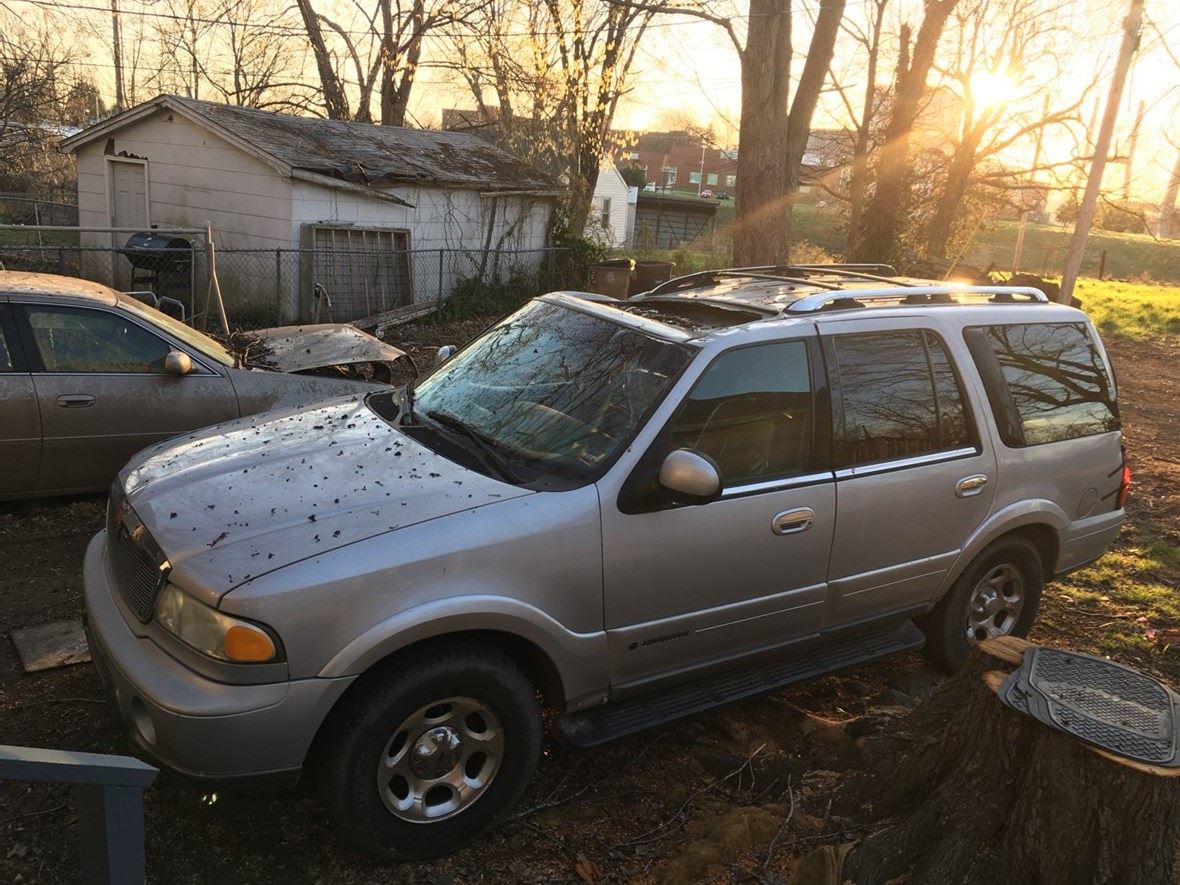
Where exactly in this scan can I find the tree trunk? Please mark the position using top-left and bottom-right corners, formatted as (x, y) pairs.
(1160, 146), (1180, 240)
(295, 0), (350, 120)
(837, 639), (1180, 884)
(733, 0), (792, 267)
(924, 130), (982, 259)
(851, 0), (959, 265)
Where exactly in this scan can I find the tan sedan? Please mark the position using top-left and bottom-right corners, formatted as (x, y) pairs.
(0, 272), (404, 499)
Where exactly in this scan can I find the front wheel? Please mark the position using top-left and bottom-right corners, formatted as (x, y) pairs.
(919, 536), (1044, 671)
(317, 642), (541, 860)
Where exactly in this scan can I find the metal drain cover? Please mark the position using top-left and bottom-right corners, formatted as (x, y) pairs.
(999, 646), (1180, 766)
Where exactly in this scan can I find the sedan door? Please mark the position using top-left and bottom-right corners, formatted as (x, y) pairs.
(0, 303), (41, 497)
(600, 335), (836, 695)
(819, 319), (997, 626)
(13, 301), (239, 495)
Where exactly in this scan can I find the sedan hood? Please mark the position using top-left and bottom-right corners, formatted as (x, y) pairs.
(253, 324), (405, 373)
(120, 395), (531, 603)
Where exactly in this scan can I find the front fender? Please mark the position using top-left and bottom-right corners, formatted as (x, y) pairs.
(934, 498), (1070, 599)
(317, 594), (609, 711)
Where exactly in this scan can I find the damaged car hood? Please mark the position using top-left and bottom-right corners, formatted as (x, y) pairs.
(252, 324), (405, 373)
(120, 395), (531, 603)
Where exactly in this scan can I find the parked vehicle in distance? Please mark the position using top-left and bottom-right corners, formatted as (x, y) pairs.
(0, 272), (405, 499)
(700, 189), (715, 198)
(83, 265), (1128, 859)
(643, 182), (657, 192)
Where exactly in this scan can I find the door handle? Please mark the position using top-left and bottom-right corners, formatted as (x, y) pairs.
(772, 507), (815, 535)
(956, 474), (989, 498)
(56, 394), (96, 408)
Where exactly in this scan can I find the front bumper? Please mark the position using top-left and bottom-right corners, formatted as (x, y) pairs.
(82, 530), (356, 788)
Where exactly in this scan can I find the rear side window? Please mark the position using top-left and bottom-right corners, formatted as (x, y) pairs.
(829, 330), (972, 468)
(0, 312), (13, 372)
(967, 322), (1119, 446)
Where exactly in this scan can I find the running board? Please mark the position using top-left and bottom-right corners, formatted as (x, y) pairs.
(554, 621), (925, 747)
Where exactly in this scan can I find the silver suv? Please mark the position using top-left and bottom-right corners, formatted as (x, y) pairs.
(83, 265), (1128, 859)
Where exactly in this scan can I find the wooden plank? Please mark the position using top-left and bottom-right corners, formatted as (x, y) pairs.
(0, 745), (157, 788)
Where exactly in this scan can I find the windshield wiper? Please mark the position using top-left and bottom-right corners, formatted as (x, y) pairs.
(424, 410), (523, 484)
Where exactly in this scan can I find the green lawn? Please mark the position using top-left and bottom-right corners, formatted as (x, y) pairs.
(1073, 279), (1180, 339)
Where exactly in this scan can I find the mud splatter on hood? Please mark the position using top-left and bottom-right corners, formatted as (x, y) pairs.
(120, 394), (531, 603)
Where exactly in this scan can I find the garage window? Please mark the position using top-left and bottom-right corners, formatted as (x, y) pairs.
(306, 225), (412, 321)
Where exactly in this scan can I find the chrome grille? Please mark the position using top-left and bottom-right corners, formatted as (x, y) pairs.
(108, 502), (168, 623)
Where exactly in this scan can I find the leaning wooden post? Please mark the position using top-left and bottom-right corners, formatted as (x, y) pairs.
(204, 221), (230, 334)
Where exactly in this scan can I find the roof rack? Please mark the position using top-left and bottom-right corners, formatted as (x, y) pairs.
(646, 263), (903, 297)
(786, 286), (1049, 313)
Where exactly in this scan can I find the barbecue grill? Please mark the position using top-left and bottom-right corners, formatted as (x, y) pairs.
(117, 232), (192, 291)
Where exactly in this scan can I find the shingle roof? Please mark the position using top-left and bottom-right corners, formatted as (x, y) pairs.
(67, 95), (556, 194)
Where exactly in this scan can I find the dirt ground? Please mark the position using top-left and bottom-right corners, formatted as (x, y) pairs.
(1, 329), (1177, 884)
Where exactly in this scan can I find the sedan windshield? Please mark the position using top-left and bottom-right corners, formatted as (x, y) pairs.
(118, 294), (236, 367)
(409, 299), (692, 486)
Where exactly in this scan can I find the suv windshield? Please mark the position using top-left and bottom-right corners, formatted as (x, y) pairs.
(407, 299), (692, 486)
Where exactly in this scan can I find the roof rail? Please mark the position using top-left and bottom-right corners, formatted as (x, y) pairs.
(786, 286), (1050, 313)
(647, 262), (903, 297)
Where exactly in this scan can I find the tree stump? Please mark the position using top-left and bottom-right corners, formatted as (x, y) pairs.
(836, 637), (1180, 884)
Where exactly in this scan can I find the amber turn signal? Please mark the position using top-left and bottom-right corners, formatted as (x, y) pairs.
(223, 624), (277, 662)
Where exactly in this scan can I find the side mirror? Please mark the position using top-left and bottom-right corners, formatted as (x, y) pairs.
(658, 449), (722, 504)
(164, 350), (192, 376)
(434, 345), (457, 367)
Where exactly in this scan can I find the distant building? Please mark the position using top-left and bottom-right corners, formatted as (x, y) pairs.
(632, 191), (718, 250)
(612, 131), (739, 193)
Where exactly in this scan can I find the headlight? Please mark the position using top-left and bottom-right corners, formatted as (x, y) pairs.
(155, 584), (279, 663)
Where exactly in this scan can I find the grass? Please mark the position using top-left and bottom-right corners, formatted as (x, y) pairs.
(1072, 279), (1180, 339)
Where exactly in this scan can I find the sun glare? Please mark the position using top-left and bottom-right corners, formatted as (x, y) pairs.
(969, 70), (1020, 108)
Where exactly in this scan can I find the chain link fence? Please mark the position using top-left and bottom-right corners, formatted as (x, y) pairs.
(0, 241), (580, 328)
(0, 192), (79, 227)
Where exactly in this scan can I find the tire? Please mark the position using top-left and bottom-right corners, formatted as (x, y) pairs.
(317, 642), (541, 860)
(918, 536), (1044, 672)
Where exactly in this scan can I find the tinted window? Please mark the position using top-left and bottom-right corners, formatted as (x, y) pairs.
(831, 330), (971, 467)
(0, 323), (12, 372)
(974, 322), (1119, 446)
(28, 307), (171, 373)
(668, 340), (812, 485)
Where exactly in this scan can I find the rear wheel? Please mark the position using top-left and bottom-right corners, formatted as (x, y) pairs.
(317, 642), (541, 860)
(919, 536), (1044, 671)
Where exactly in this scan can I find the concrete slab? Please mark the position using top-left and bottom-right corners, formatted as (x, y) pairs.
(10, 620), (91, 673)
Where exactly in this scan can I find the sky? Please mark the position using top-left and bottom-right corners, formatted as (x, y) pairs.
(10, 0), (1180, 202)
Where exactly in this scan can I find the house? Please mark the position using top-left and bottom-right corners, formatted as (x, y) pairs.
(587, 165), (635, 248)
(59, 95), (558, 322)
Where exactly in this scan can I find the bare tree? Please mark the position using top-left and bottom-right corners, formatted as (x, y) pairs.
(850, 0), (961, 264)
(1160, 141), (1180, 239)
(613, 0), (846, 265)
(295, 0), (479, 124)
(452, 0), (653, 232)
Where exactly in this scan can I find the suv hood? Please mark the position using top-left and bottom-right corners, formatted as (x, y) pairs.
(120, 395), (531, 603)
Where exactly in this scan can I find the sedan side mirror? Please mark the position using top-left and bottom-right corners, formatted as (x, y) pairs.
(164, 350), (193, 376)
(658, 449), (722, 504)
(434, 345), (457, 367)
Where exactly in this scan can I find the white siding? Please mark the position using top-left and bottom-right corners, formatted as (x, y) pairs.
(291, 181), (551, 315)
(588, 166), (632, 248)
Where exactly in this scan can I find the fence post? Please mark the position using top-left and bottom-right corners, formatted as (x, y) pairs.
(275, 249), (283, 324)
(438, 249), (444, 305)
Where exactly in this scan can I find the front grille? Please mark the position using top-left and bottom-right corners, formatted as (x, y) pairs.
(110, 523), (166, 622)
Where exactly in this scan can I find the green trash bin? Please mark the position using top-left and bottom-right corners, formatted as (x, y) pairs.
(629, 260), (675, 296)
(590, 258), (635, 299)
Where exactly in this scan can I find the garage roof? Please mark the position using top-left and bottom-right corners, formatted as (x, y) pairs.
(60, 95), (559, 196)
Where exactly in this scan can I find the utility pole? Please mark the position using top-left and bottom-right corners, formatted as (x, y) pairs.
(1122, 99), (1145, 201)
(111, 0), (125, 113)
(1060, 0), (1143, 303)
(1160, 144), (1180, 239)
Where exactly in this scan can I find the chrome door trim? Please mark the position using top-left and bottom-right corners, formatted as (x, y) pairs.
(834, 447), (979, 480)
(720, 471), (833, 500)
